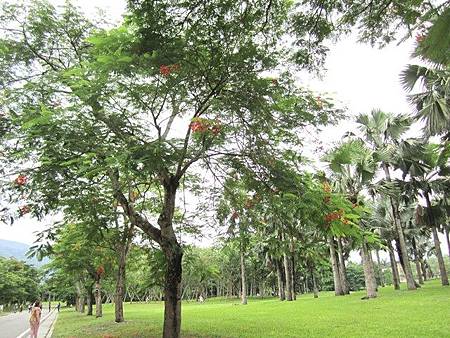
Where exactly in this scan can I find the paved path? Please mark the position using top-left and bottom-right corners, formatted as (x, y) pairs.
(0, 308), (58, 338)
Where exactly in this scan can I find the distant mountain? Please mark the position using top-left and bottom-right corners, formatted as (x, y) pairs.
(0, 239), (49, 267)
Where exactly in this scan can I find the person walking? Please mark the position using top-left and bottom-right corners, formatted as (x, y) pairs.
(57, 302), (61, 312)
(29, 301), (42, 338)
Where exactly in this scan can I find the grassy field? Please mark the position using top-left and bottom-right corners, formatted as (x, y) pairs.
(53, 280), (450, 338)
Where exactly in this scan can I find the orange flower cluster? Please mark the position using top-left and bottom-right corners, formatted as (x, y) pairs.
(189, 118), (222, 135)
(15, 175), (27, 186)
(324, 209), (343, 223)
(97, 265), (105, 276)
(322, 182), (331, 193)
(159, 64), (180, 76)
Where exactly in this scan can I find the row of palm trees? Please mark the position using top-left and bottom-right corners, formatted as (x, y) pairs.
(324, 8), (450, 296)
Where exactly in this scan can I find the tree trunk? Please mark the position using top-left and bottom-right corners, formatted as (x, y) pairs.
(445, 226), (450, 259)
(425, 259), (434, 279)
(240, 246), (247, 305)
(276, 259), (285, 301)
(375, 250), (385, 287)
(80, 297), (85, 313)
(336, 238), (350, 294)
(411, 237), (424, 284)
(311, 270), (318, 298)
(328, 236), (344, 296)
(162, 241), (183, 338)
(283, 253), (293, 301)
(361, 239), (377, 298)
(382, 163), (416, 290)
(291, 255), (296, 300)
(432, 226), (449, 286)
(424, 191), (449, 286)
(87, 288), (94, 316)
(387, 241), (400, 290)
(419, 258), (427, 281)
(95, 278), (102, 318)
(115, 244), (127, 323)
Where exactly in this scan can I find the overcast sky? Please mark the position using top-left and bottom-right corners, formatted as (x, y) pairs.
(1, 1), (446, 260)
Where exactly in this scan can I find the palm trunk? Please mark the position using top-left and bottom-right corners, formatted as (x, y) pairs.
(432, 226), (449, 286)
(387, 241), (400, 290)
(328, 235), (344, 295)
(337, 238), (350, 293)
(276, 259), (285, 301)
(290, 251), (296, 300)
(240, 245), (247, 305)
(425, 259), (434, 279)
(95, 278), (102, 317)
(361, 239), (377, 298)
(445, 226), (450, 259)
(411, 238), (424, 284)
(283, 253), (293, 301)
(374, 250), (384, 287)
(424, 191), (449, 286)
(382, 163), (416, 290)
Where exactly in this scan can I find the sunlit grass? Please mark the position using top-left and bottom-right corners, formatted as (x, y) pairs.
(53, 279), (450, 338)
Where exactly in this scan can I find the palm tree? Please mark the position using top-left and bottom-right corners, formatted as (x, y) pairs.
(397, 142), (449, 286)
(401, 64), (450, 138)
(356, 109), (417, 290)
(400, 7), (450, 138)
(324, 139), (378, 298)
(369, 198), (401, 290)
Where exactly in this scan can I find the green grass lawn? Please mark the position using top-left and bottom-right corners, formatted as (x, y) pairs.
(53, 279), (450, 338)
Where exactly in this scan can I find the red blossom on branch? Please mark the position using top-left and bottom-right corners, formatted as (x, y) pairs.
(415, 34), (426, 43)
(15, 175), (27, 186)
(19, 205), (30, 216)
(159, 64), (180, 76)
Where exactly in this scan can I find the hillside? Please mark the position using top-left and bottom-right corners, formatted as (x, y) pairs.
(0, 239), (48, 267)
